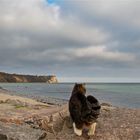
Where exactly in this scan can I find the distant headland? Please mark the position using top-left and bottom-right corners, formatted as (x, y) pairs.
(0, 72), (58, 83)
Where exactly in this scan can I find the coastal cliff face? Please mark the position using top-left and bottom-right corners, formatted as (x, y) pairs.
(0, 72), (58, 83)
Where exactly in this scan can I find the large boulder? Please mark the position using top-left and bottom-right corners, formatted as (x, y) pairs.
(0, 122), (47, 140)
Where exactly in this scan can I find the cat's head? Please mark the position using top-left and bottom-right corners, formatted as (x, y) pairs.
(72, 83), (86, 95)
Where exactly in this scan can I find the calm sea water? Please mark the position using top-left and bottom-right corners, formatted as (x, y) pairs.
(0, 83), (140, 108)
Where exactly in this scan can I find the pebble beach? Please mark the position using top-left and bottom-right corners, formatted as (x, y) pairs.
(0, 88), (140, 140)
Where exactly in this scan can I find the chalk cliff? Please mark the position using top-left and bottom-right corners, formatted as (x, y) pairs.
(0, 72), (58, 83)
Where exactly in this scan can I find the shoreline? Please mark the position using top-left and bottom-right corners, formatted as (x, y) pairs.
(0, 88), (68, 106)
(0, 87), (140, 109)
(0, 83), (140, 109)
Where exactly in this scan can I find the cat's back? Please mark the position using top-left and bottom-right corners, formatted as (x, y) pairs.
(69, 83), (86, 117)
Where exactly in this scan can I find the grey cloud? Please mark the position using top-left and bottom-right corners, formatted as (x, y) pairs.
(64, 0), (140, 28)
(0, 0), (140, 81)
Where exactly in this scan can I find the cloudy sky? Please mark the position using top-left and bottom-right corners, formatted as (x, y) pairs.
(0, 0), (140, 82)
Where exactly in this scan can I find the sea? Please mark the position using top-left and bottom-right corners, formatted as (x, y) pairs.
(0, 83), (140, 108)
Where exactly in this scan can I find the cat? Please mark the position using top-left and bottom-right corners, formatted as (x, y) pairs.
(69, 83), (101, 136)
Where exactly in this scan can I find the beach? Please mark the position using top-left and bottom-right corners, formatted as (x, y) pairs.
(0, 88), (140, 140)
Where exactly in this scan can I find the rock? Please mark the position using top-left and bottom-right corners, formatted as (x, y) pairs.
(37, 132), (47, 140)
(41, 118), (55, 134)
(47, 76), (58, 83)
(24, 115), (43, 129)
(0, 122), (46, 140)
(0, 134), (8, 140)
(64, 116), (73, 129)
(101, 102), (112, 107)
(5, 99), (28, 107)
(101, 103), (115, 112)
(0, 100), (4, 104)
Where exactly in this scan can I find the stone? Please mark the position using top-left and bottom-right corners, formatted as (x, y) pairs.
(5, 99), (28, 107)
(101, 102), (112, 107)
(0, 122), (46, 140)
(0, 134), (7, 140)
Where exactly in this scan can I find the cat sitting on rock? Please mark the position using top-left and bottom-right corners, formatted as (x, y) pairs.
(69, 83), (101, 136)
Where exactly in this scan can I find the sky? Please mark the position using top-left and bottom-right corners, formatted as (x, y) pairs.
(0, 0), (140, 82)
